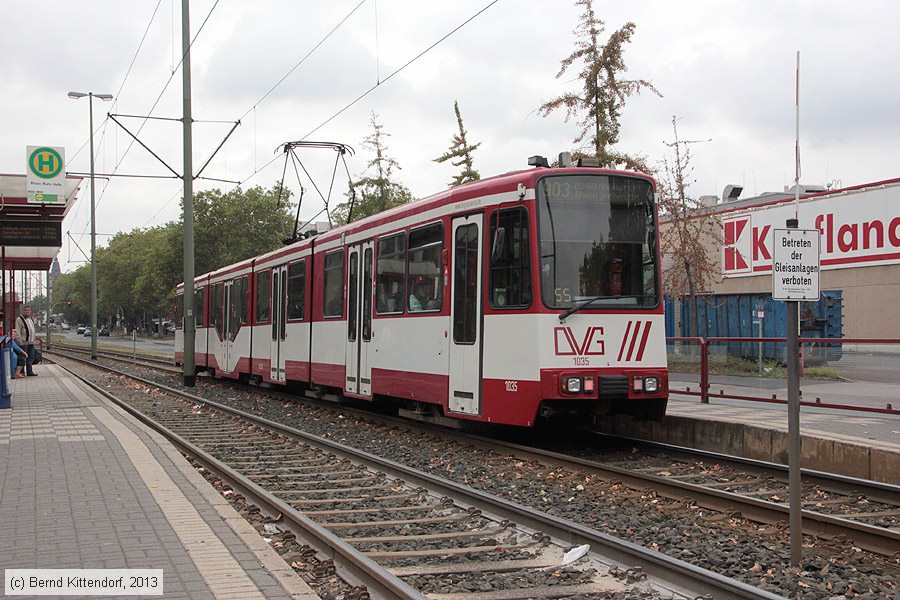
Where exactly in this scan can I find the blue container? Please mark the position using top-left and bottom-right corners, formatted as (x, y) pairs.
(0, 348), (11, 409)
(664, 296), (676, 338)
(669, 290), (843, 364)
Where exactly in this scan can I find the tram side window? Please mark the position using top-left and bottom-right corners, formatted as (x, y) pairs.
(323, 251), (344, 317)
(211, 283), (224, 339)
(227, 277), (247, 341)
(376, 233), (406, 314)
(175, 293), (183, 328)
(287, 261), (306, 320)
(407, 223), (443, 312)
(256, 271), (271, 323)
(235, 276), (249, 324)
(195, 287), (205, 327)
(489, 207), (532, 308)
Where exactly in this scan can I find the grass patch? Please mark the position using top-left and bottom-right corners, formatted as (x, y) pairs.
(667, 353), (843, 380)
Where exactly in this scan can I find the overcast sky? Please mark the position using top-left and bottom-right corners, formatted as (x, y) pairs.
(3, 0), (899, 273)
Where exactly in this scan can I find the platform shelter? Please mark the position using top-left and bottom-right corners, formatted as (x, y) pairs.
(0, 173), (81, 334)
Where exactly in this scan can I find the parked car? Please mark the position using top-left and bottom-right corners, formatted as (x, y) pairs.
(61, 323), (71, 331)
(165, 322), (176, 335)
(83, 327), (91, 337)
(98, 326), (110, 337)
(76, 325), (85, 334)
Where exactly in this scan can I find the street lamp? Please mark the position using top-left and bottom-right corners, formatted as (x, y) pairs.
(68, 91), (113, 361)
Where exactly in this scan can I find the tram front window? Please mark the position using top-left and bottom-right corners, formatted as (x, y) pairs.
(537, 174), (659, 309)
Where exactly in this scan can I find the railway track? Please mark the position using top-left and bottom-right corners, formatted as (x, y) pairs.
(53, 351), (781, 600)
(48, 342), (179, 372)
(463, 431), (900, 557)
(49, 346), (900, 555)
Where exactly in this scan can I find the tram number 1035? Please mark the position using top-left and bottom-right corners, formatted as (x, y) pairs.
(504, 381), (518, 392)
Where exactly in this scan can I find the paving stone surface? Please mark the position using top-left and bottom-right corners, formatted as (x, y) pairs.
(0, 365), (315, 599)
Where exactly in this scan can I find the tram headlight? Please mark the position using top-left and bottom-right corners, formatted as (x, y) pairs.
(562, 376), (582, 394)
(644, 376), (659, 393)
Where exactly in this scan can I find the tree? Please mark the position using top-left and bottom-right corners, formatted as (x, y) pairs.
(53, 182), (293, 333)
(539, 0), (659, 170)
(332, 113), (413, 225)
(434, 101), (481, 186)
(657, 117), (719, 336)
(192, 183), (294, 275)
(96, 227), (169, 327)
(53, 266), (90, 326)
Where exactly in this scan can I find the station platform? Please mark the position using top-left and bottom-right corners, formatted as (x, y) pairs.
(0, 364), (317, 599)
(603, 393), (900, 485)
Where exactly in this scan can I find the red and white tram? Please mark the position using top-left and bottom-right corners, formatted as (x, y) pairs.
(176, 158), (669, 427)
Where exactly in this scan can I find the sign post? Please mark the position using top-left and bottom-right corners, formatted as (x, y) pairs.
(26, 146), (66, 204)
(773, 224), (820, 566)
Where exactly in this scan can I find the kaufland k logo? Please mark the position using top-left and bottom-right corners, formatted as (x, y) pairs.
(723, 214), (752, 274)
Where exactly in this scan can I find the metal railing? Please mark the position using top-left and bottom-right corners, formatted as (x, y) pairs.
(666, 337), (900, 415)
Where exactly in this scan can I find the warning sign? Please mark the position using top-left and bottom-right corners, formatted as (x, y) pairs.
(772, 228), (820, 301)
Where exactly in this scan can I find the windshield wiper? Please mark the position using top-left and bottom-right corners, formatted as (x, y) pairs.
(558, 294), (656, 321)
(558, 296), (609, 321)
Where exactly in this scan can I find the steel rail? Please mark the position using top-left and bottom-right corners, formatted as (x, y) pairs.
(610, 434), (900, 505)
(55, 358), (426, 600)
(48, 344), (176, 370)
(440, 431), (900, 557)
(56, 354), (782, 600)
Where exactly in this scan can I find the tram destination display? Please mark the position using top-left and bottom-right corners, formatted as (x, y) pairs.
(0, 220), (63, 247)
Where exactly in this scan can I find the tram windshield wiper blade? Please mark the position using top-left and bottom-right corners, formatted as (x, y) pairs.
(558, 296), (608, 321)
(558, 294), (656, 321)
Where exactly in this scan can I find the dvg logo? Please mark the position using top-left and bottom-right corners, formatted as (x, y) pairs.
(554, 326), (605, 356)
(723, 215), (752, 274)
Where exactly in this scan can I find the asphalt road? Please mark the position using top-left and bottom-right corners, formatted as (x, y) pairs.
(830, 349), (900, 384)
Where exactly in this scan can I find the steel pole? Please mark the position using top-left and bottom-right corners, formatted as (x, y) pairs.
(182, 0), (196, 387)
(786, 285), (802, 565)
(46, 270), (51, 351)
(787, 50), (803, 567)
(89, 92), (98, 360)
(1, 247), (5, 335)
(757, 319), (762, 372)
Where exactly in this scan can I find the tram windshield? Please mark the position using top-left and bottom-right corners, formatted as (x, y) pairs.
(537, 174), (659, 310)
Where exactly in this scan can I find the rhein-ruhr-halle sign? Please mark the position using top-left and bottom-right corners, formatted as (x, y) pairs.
(26, 145), (66, 204)
(772, 228), (821, 301)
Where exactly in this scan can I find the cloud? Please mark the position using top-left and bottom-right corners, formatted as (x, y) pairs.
(3, 0), (900, 272)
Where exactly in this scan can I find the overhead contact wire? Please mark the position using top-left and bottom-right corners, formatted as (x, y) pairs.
(237, 0), (502, 189)
(303, 0), (502, 140)
(74, 0), (221, 248)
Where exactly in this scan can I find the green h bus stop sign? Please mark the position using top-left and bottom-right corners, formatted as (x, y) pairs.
(26, 145), (66, 204)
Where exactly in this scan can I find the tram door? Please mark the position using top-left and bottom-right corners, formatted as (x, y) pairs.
(448, 214), (483, 415)
(270, 266), (287, 382)
(222, 280), (234, 372)
(345, 242), (374, 397)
